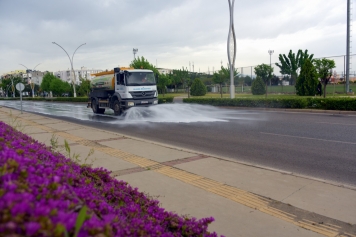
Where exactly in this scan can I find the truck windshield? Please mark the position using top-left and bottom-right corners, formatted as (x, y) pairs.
(126, 72), (156, 86)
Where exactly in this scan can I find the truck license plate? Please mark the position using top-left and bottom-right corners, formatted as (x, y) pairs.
(141, 101), (148, 104)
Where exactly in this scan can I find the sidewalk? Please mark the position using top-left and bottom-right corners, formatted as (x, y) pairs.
(0, 107), (355, 237)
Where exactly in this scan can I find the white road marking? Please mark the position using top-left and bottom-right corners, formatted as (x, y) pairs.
(316, 122), (356, 126)
(260, 132), (356, 145)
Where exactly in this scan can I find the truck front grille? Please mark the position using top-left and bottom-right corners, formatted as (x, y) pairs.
(129, 90), (155, 99)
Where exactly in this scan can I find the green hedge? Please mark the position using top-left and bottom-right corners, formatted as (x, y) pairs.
(158, 96), (174, 103)
(183, 97), (356, 111)
(1, 96), (174, 104)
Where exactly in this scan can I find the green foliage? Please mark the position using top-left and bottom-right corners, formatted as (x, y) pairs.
(190, 78), (207, 96)
(157, 73), (171, 96)
(77, 78), (91, 97)
(0, 76), (23, 97)
(172, 67), (189, 92)
(130, 56), (159, 75)
(158, 96), (174, 103)
(314, 58), (336, 98)
(41, 73), (56, 92)
(183, 97), (356, 111)
(254, 64), (273, 84)
(275, 49), (314, 85)
(40, 73), (71, 96)
(296, 58), (318, 96)
(251, 76), (266, 95)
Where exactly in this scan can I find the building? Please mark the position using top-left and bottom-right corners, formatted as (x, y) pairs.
(22, 70), (47, 86)
(157, 68), (173, 75)
(54, 67), (103, 84)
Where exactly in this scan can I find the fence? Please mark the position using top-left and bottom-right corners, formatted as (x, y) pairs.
(194, 54), (356, 95)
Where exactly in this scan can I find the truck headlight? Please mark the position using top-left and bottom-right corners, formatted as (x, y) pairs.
(153, 100), (158, 104)
(128, 102), (135, 106)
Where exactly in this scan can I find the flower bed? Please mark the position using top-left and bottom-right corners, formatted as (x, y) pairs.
(0, 121), (220, 237)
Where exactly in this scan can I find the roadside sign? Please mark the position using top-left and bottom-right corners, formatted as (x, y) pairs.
(15, 83), (25, 114)
(16, 83), (25, 92)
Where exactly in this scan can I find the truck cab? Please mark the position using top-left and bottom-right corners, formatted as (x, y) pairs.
(87, 67), (158, 116)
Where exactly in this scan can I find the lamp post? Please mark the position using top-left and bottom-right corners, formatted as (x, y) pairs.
(52, 42), (86, 97)
(133, 48), (138, 59)
(227, 0), (236, 99)
(268, 50), (274, 86)
(19, 63), (41, 97)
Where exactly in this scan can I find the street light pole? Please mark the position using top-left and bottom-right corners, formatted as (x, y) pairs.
(227, 0), (236, 99)
(268, 50), (274, 86)
(52, 42), (86, 97)
(133, 48), (138, 60)
(19, 63), (41, 97)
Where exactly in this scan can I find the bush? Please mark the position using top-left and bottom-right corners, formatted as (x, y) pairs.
(0, 122), (219, 236)
(251, 76), (266, 95)
(190, 78), (207, 96)
(158, 96), (174, 103)
(183, 97), (356, 111)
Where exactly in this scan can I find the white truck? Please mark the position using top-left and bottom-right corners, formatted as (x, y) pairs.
(87, 67), (158, 115)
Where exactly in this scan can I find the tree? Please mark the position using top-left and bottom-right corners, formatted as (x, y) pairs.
(77, 78), (91, 97)
(0, 75), (23, 97)
(190, 78), (207, 96)
(212, 71), (226, 98)
(251, 76), (266, 95)
(271, 75), (280, 86)
(212, 66), (238, 97)
(172, 67), (189, 93)
(254, 64), (273, 98)
(41, 73), (56, 93)
(295, 59), (318, 96)
(314, 58), (336, 98)
(157, 73), (171, 96)
(49, 78), (71, 96)
(187, 72), (197, 98)
(275, 49), (314, 85)
(130, 56), (159, 75)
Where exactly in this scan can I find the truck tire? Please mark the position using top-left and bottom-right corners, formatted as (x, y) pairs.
(92, 99), (105, 114)
(113, 100), (121, 116)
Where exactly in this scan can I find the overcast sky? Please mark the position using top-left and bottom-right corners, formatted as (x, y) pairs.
(0, 0), (353, 76)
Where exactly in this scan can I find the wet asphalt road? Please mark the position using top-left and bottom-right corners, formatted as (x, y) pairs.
(1, 100), (356, 186)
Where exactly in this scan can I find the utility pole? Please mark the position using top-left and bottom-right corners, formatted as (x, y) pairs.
(268, 50), (274, 86)
(346, 0), (351, 93)
(133, 48), (138, 60)
(192, 62), (194, 72)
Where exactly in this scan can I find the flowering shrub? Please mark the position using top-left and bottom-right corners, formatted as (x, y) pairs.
(0, 121), (220, 237)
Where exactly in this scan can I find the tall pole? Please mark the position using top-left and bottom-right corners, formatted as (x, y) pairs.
(346, 0), (351, 93)
(52, 42), (86, 97)
(133, 48), (138, 59)
(227, 0), (236, 99)
(268, 50), (274, 86)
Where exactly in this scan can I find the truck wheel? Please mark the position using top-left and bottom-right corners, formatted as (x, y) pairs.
(113, 100), (121, 116)
(92, 99), (105, 114)
(92, 99), (98, 113)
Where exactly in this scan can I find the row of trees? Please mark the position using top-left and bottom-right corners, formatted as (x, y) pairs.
(276, 49), (335, 98)
(40, 73), (91, 97)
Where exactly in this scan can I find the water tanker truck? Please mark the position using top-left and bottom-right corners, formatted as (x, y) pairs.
(87, 67), (158, 115)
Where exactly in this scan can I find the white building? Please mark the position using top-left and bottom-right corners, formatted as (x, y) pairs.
(54, 67), (103, 84)
(157, 68), (173, 75)
(22, 70), (46, 86)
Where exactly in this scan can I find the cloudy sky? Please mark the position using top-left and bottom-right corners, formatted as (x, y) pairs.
(0, 0), (353, 76)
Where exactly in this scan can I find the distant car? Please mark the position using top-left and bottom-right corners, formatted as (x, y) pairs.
(62, 93), (69, 97)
